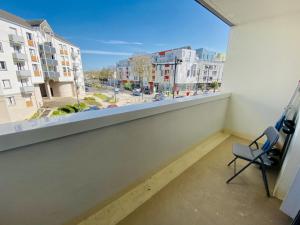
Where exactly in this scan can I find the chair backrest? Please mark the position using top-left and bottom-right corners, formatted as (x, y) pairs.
(263, 126), (279, 150)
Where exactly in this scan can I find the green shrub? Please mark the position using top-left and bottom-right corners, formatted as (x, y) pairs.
(51, 110), (68, 117)
(94, 93), (109, 101)
(84, 96), (102, 107)
(124, 82), (132, 91)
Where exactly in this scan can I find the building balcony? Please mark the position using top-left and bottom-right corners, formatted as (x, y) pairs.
(71, 51), (78, 59)
(12, 52), (27, 62)
(34, 70), (41, 77)
(0, 92), (293, 225)
(16, 70), (31, 78)
(20, 85), (34, 94)
(27, 40), (35, 47)
(40, 45), (56, 54)
(73, 62), (80, 68)
(8, 34), (25, 45)
(0, 1), (298, 225)
(31, 55), (38, 62)
(42, 58), (58, 66)
(44, 71), (60, 80)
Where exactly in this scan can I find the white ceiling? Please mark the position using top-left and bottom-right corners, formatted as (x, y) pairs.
(197, 0), (300, 26)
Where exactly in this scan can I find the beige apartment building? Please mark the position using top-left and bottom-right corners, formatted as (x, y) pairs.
(0, 10), (85, 123)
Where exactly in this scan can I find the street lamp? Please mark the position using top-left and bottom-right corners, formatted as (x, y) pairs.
(173, 56), (183, 99)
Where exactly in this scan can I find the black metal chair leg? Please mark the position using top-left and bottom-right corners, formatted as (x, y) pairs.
(260, 163), (270, 197)
(226, 160), (254, 183)
(227, 157), (237, 166)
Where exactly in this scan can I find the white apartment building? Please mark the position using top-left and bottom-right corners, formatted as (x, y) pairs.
(0, 10), (84, 123)
(116, 46), (224, 92)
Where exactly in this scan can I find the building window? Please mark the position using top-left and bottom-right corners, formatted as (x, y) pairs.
(26, 32), (33, 40)
(63, 67), (67, 72)
(2, 79), (12, 89)
(29, 49), (36, 56)
(32, 64), (38, 71)
(0, 42), (3, 52)
(13, 45), (21, 53)
(21, 79), (29, 87)
(0, 61), (6, 70)
(17, 62), (25, 70)
(6, 96), (16, 106)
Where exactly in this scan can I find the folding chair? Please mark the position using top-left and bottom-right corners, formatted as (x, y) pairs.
(226, 126), (279, 197)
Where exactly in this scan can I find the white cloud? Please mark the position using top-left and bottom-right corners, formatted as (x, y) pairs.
(100, 40), (143, 45)
(82, 50), (132, 56)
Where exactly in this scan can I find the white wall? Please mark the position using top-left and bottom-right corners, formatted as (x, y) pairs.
(0, 95), (229, 225)
(223, 12), (300, 138)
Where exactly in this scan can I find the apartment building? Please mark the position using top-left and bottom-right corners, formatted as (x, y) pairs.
(116, 46), (224, 92)
(0, 10), (84, 123)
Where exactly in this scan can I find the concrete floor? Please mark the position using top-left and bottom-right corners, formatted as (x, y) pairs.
(118, 136), (292, 225)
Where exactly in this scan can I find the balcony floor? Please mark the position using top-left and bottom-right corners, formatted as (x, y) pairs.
(117, 136), (292, 225)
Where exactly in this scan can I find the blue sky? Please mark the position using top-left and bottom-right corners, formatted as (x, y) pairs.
(2, 0), (230, 70)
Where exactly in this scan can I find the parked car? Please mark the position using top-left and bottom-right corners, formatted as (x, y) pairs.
(153, 93), (165, 101)
(114, 87), (120, 94)
(107, 104), (118, 108)
(132, 88), (141, 96)
(144, 87), (151, 95)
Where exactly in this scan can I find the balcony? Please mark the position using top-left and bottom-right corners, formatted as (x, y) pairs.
(0, 92), (293, 225)
(12, 52), (27, 62)
(34, 70), (41, 77)
(42, 58), (58, 66)
(31, 55), (38, 62)
(44, 71), (60, 80)
(73, 62), (80, 68)
(27, 40), (35, 47)
(71, 51), (78, 59)
(20, 85), (34, 94)
(40, 45), (56, 54)
(16, 70), (31, 78)
(0, 1), (299, 225)
(8, 34), (24, 45)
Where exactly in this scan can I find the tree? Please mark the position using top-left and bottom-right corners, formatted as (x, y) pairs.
(84, 67), (114, 86)
(210, 81), (219, 93)
(130, 55), (152, 95)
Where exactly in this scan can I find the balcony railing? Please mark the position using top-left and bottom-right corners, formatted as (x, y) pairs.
(44, 71), (60, 80)
(31, 55), (38, 62)
(8, 34), (24, 45)
(16, 70), (31, 78)
(42, 58), (58, 66)
(73, 62), (80, 68)
(12, 52), (27, 62)
(40, 45), (56, 54)
(0, 93), (230, 225)
(71, 51), (78, 59)
(34, 70), (41, 77)
(27, 40), (35, 47)
(20, 85), (34, 94)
